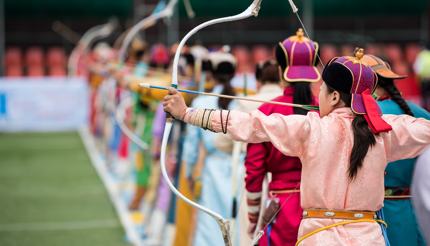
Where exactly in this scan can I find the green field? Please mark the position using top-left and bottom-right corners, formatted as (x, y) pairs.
(0, 132), (129, 246)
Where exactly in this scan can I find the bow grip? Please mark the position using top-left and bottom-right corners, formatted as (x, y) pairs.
(166, 84), (178, 121)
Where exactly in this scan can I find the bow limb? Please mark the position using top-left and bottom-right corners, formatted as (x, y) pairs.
(114, 0), (179, 150)
(183, 0), (195, 18)
(171, 0), (262, 85)
(68, 19), (118, 76)
(118, 0), (179, 63)
(161, 1), (263, 245)
(115, 95), (149, 151)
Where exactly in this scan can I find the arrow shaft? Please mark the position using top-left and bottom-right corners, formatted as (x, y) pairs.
(143, 84), (319, 110)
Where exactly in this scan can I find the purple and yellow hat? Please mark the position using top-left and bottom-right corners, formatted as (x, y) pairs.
(361, 54), (407, 79)
(322, 48), (392, 133)
(276, 28), (321, 83)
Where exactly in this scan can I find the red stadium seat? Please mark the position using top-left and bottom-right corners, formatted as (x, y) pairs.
(47, 47), (66, 67)
(48, 66), (66, 77)
(27, 65), (45, 77)
(5, 47), (22, 67)
(25, 47), (44, 67)
(6, 65), (23, 77)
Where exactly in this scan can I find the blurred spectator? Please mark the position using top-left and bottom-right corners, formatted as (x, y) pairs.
(412, 147), (430, 243)
(414, 43), (430, 110)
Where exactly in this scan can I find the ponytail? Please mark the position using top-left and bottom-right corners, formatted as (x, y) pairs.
(327, 85), (376, 180)
(378, 77), (414, 116)
(292, 82), (313, 115)
(218, 79), (235, 110)
(208, 60), (236, 110)
(350, 115), (376, 179)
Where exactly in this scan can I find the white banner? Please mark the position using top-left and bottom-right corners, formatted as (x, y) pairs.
(0, 77), (89, 132)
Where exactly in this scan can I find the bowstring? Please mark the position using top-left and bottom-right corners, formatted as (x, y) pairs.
(293, 13), (324, 69)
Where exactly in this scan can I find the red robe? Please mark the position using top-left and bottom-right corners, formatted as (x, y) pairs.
(245, 86), (304, 246)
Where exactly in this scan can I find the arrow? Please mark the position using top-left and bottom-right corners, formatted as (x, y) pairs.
(139, 83), (319, 111)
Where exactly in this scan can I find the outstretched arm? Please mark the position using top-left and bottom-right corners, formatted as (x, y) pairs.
(163, 87), (311, 157)
(383, 114), (430, 162)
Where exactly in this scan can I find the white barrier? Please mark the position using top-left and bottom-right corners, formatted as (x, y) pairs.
(0, 77), (89, 132)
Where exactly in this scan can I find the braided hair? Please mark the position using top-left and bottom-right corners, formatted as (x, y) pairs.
(378, 76), (414, 116)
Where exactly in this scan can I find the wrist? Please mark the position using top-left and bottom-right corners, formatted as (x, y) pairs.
(180, 107), (190, 121)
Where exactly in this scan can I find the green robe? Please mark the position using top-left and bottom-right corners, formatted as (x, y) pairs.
(132, 91), (155, 187)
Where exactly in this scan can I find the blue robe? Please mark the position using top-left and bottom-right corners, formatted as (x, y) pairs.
(378, 100), (430, 246)
(182, 85), (235, 246)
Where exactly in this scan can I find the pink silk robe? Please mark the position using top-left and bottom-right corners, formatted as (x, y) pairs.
(185, 107), (430, 245)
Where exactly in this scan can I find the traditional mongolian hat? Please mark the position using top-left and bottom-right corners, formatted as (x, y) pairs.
(206, 50), (237, 76)
(361, 54), (407, 79)
(322, 48), (392, 134)
(275, 28), (321, 83)
(150, 43), (170, 68)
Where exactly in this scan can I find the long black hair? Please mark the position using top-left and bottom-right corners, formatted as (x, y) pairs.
(327, 85), (376, 180)
(275, 44), (313, 115)
(211, 61), (236, 110)
(378, 76), (414, 116)
(255, 60), (279, 84)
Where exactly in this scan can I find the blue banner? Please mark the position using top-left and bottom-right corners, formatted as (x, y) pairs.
(0, 77), (89, 132)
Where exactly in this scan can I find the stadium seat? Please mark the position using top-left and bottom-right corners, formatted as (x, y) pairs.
(6, 65), (23, 77)
(48, 65), (66, 76)
(47, 47), (66, 67)
(5, 47), (22, 67)
(27, 65), (45, 77)
(25, 47), (44, 67)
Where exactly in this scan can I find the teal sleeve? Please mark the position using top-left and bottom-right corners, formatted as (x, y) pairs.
(408, 102), (430, 120)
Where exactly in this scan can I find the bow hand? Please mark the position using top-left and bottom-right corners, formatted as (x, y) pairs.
(162, 87), (188, 120)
